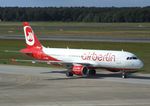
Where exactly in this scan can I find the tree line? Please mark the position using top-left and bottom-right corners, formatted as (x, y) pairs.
(0, 7), (150, 22)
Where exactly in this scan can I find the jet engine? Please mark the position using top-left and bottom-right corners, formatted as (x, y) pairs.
(72, 64), (89, 76)
(66, 64), (96, 77)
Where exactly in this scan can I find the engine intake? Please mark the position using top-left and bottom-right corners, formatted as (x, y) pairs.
(72, 64), (89, 76)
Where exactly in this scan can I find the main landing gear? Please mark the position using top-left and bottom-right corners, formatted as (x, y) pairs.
(66, 69), (96, 77)
(89, 69), (96, 76)
(66, 71), (73, 77)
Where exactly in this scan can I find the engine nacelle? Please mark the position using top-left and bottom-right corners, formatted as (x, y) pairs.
(72, 64), (89, 76)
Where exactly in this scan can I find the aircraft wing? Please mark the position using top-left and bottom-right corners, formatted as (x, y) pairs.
(11, 59), (92, 67)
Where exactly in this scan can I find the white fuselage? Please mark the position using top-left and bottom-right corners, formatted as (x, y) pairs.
(43, 47), (143, 70)
(22, 22), (144, 78)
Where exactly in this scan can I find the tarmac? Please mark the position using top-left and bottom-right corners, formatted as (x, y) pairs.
(0, 35), (150, 43)
(0, 64), (150, 106)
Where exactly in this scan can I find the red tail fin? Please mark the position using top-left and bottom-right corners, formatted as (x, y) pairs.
(23, 22), (42, 48)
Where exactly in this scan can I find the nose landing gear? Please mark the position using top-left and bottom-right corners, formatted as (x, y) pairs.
(121, 71), (127, 79)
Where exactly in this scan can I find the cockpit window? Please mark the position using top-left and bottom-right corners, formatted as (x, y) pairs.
(133, 57), (137, 59)
(126, 57), (138, 60)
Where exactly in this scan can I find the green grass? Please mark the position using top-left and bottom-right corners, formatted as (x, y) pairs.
(0, 22), (150, 38)
(0, 39), (149, 73)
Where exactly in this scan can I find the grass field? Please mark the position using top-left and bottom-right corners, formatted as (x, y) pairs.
(0, 22), (150, 38)
(0, 39), (149, 73)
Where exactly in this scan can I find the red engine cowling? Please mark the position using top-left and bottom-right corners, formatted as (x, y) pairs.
(72, 64), (89, 76)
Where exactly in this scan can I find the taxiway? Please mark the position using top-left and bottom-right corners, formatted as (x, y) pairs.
(0, 35), (150, 43)
(0, 64), (150, 106)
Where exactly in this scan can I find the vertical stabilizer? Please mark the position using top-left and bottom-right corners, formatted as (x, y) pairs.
(23, 22), (42, 48)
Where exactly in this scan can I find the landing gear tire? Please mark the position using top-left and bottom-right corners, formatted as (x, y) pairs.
(82, 67), (89, 77)
(66, 71), (73, 77)
(122, 71), (127, 79)
(89, 70), (96, 76)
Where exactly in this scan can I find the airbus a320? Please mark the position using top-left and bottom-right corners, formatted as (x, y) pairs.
(20, 22), (143, 78)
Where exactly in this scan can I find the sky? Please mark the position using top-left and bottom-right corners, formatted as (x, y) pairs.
(0, 0), (150, 7)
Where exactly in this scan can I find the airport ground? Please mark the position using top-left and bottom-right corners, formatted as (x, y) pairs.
(0, 64), (150, 106)
(0, 22), (150, 38)
(0, 22), (150, 106)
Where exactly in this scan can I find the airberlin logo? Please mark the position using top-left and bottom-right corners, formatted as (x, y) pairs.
(24, 26), (35, 46)
(81, 52), (116, 62)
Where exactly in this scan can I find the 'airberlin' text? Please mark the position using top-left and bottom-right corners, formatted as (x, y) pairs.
(81, 52), (116, 62)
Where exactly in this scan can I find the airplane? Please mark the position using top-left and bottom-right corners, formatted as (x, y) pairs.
(20, 22), (144, 78)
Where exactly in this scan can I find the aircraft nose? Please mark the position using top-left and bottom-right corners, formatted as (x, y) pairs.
(138, 60), (144, 69)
